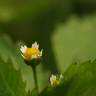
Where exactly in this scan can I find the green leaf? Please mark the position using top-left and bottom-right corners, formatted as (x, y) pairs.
(0, 35), (34, 92)
(63, 60), (96, 96)
(0, 58), (26, 96)
(52, 16), (96, 73)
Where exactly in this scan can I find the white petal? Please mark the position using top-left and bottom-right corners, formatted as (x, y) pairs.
(20, 45), (27, 53)
(50, 74), (56, 85)
(60, 74), (63, 79)
(24, 45), (27, 49)
(50, 80), (53, 85)
(50, 74), (56, 82)
(32, 41), (39, 48)
(21, 54), (25, 59)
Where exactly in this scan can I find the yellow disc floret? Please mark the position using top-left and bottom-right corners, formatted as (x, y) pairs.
(24, 48), (41, 61)
(51, 79), (60, 86)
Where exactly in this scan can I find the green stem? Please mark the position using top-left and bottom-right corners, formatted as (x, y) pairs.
(32, 66), (38, 92)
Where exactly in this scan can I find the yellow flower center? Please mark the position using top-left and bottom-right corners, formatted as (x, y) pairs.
(52, 80), (60, 86)
(24, 48), (40, 60)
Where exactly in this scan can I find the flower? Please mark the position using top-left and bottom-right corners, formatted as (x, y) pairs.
(20, 42), (42, 61)
(50, 74), (63, 86)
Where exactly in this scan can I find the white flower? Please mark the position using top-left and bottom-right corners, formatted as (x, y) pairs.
(20, 42), (42, 61)
(50, 74), (63, 86)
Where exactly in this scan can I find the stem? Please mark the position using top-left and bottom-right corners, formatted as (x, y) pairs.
(32, 66), (38, 92)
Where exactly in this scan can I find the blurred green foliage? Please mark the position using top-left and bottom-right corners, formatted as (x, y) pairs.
(0, 58), (26, 96)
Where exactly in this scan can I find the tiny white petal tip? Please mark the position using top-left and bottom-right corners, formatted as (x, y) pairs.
(60, 74), (63, 79)
(21, 54), (25, 59)
(32, 41), (39, 48)
(20, 45), (27, 53)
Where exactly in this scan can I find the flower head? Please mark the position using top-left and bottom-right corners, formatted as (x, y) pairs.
(20, 42), (42, 61)
(50, 74), (63, 86)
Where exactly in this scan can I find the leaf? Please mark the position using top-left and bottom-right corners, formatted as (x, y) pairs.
(63, 60), (96, 96)
(0, 35), (34, 92)
(52, 16), (96, 73)
(0, 58), (26, 96)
